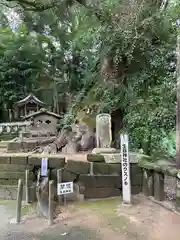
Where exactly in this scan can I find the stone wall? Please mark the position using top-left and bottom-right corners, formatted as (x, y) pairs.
(0, 153), (143, 200)
(7, 138), (56, 152)
(139, 156), (180, 212)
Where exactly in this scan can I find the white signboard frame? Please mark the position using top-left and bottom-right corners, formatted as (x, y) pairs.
(120, 134), (131, 204)
(57, 182), (73, 195)
(41, 158), (48, 177)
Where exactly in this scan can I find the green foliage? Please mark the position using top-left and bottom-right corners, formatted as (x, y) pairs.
(0, 0), (179, 158)
(160, 131), (176, 158)
(0, 24), (46, 120)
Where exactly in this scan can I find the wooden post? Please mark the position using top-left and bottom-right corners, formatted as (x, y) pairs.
(25, 169), (29, 204)
(57, 169), (62, 203)
(154, 172), (164, 201)
(48, 180), (54, 226)
(16, 179), (23, 223)
(142, 169), (154, 197)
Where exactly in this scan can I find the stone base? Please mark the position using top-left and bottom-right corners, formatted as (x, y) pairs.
(92, 148), (117, 154)
(91, 150), (140, 164)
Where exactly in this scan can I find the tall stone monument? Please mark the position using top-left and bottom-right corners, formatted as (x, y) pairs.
(96, 113), (112, 148)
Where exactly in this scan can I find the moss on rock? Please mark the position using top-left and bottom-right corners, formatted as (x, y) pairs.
(87, 154), (105, 163)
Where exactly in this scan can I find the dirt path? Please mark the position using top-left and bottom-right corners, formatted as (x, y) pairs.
(1, 195), (180, 239)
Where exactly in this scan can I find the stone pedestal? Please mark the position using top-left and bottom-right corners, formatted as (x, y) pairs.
(142, 169), (154, 197)
(154, 172), (164, 201)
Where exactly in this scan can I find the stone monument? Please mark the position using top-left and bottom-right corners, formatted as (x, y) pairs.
(92, 113), (117, 160)
(96, 113), (112, 148)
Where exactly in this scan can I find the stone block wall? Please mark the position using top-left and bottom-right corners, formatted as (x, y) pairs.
(52, 157), (142, 199)
(0, 153), (143, 200)
(139, 156), (180, 213)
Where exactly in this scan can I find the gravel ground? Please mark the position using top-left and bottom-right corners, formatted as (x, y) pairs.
(1, 196), (180, 240)
(0, 224), (100, 240)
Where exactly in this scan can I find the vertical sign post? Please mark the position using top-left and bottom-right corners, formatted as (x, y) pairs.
(120, 134), (131, 204)
(41, 158), (48, 177)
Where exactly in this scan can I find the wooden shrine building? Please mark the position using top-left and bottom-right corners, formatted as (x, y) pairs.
(14, 94), (46, 120)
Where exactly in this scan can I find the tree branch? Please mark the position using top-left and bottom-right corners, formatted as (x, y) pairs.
(3, 0), (60, 11)
(2, 0), (104, 21)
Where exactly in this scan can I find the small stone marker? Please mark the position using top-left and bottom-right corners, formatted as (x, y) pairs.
(41, 158), (48, 177)
(120, 134), (131, 204)
(96, 114), (112, 148)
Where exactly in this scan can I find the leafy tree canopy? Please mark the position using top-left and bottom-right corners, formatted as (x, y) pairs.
(0, 0), (179, 157)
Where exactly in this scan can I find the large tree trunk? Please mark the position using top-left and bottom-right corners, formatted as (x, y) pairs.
(176, 35), (180, 169)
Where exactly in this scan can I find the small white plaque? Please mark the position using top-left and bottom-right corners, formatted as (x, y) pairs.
(41, 158), (48, 176)
(57, 182), (73, 195)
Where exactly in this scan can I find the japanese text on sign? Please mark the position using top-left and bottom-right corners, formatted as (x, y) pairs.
(120, 134), (131, 204)
(57, 182), (73, 195)
(122, 144), (128, 186)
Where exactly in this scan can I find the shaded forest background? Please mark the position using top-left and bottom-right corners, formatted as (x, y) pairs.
(0, 0), (179, 157)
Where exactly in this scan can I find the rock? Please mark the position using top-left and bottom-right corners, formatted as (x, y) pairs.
(11, 155), (28, 164)
(51, 169), (77, 182)
(80, 132), (95, 151)
(93, 162), (121, 175)
(78, 174), (121, 188)
(62, 169), (77, 182)
(61, 141), (79, 154)
(87, 154), (105, 163)
(64, 183), (84, 202)
(0, 154), (11, 164)
(7, 142), (21, 152)
(28, 154), (65, 168)
(92, 148), (117, 154)
(103, 153), (120, 163)
(65, 160), (90, 174)
(91, 152), (139, 164)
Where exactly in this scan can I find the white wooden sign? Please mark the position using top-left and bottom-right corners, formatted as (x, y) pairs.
(41, 158), (48, 177)
(57, 182), (73, 195)
(120, 134), (131, 204)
